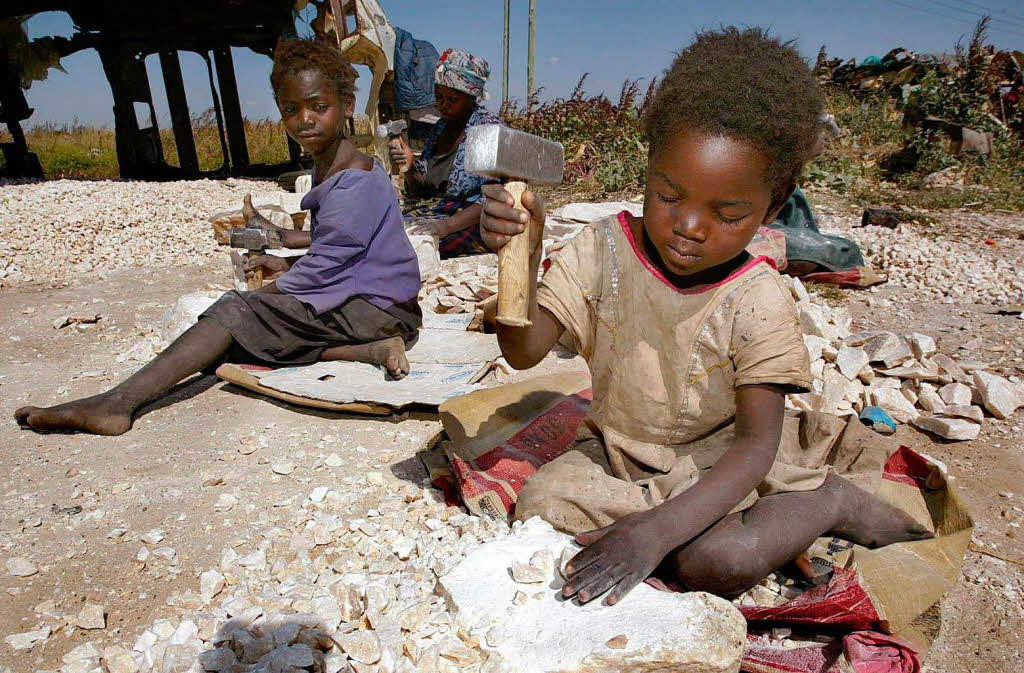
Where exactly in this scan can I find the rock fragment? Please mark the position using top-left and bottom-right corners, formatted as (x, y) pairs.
(6, 557), (38, 577)
(333, 630), (381, 665)
(4, 627), (50, 650)
(102, 645), (139, 673)
(439, 517), (745, 673)
(938, 382), (972, 407)
(200, 569), (226, 603)
(912, 415), (980, 441)
(973, 370), (1022, 419)
(908, 333), (936, 360)
(76, 603), (106, 630)
(836, 346), (869, 380)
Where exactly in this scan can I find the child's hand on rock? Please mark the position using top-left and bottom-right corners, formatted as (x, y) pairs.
(243, 254), (289, 281)
(479, 183), (545, 255)
(562, 510), (672, 606)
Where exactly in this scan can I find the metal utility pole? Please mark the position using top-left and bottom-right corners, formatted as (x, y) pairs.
(527, 0), (535, 102)
(503, 0), (510, 105)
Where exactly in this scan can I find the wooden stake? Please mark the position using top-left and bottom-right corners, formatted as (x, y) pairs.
(496, 181), (538, 327)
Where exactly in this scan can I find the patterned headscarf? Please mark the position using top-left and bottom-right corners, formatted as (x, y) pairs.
(435, 48), (490, 99)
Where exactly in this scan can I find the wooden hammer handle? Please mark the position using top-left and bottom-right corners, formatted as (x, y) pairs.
(246, 251), (263, 290)
(496, 181), (541, 327)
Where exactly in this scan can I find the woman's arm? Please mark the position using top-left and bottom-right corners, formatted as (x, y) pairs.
(562, 384), (786, 604)
(388, 136), (432, 196)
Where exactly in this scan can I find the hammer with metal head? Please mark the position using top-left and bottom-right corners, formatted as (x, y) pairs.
(376, 119), (409, 176)
(229, 222), (282, 290)
(465, 124), (564, 327)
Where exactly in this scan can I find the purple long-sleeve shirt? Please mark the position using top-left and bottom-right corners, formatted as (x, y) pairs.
(276, 162), (420, 314)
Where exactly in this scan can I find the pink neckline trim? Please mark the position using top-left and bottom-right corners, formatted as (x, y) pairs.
(616, 210), (776, 295)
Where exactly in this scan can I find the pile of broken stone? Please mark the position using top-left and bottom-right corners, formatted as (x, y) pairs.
(786, 275), (1023, 440)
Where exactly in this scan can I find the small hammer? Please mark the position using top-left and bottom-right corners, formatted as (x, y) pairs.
(376, 119), (409, 176)
(229, 223), (282, 290)
(465, 124), (564, 327)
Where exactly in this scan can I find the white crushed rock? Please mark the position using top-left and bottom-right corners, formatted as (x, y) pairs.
(0, 178), (277, 285)
(43, 471), (514, 673)
(849, 224), (1023, 305)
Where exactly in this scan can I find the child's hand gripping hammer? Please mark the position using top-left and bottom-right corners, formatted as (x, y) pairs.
(465, 125), (564, 326)
(229, 222), (283, 290)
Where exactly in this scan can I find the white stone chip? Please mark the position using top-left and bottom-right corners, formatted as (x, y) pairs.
(76, 603), (106, 630)
(333, 630), (381, 664)
(271, 462), (295, 475)
(4, 627), (50, 650)
(200, 569), (226, 603)
(141, 528), (165, 545)
(6, 557), (38, 577)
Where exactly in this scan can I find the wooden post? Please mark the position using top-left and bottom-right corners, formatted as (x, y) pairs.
(502, 0), (510, 105)
(158, 50), (199, 176)
(213, 46), (250, 173)
(527, 0), (536, 102)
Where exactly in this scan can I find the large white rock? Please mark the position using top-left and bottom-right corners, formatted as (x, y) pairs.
(912, 415), (980, 441)
(938, 382), (972, 407)
(917, 383), (946, 413)
(863, 333), (913, 368)
(160, 291), (223, 343)
(973, 370), (1022, 419)
(437, 517), (745, 673)
(871, 385), (919, 423)
(836, 346), (869, 380)
(908, 333), (937, 360)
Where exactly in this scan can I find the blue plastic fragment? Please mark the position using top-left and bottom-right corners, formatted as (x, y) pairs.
(859, 406), (897, 435)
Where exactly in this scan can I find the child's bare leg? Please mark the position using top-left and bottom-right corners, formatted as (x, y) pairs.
(672, 472), (933, 597)
(15, 318), (233, 436)
(320, 336), (410, 379)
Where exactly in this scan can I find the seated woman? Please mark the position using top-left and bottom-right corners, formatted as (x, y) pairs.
(388, 48), (503, 258)
(14, 39), (421, 436)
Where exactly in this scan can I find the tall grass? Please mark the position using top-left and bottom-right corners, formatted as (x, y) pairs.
(0, 115), (292, 179)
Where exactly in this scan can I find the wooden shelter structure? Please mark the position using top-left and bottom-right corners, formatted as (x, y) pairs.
(1, 0), (300, 180)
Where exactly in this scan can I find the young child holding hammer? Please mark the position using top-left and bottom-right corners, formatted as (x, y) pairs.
(15, 39), (421, 436)
(479, 28), (931, 604)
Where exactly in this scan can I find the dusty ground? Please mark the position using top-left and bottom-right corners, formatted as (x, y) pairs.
(1, 185), (1023, 673)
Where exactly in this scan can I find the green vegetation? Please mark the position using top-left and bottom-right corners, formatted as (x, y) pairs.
(0, 115), (292, 178)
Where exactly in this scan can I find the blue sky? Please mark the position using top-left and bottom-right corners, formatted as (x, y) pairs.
(20, 0), (1024, 128)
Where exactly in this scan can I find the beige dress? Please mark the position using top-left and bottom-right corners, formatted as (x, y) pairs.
(515, 211), (837, 533)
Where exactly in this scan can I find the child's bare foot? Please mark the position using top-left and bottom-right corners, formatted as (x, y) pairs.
(14, 393), (133, 436)
(368, 336), (410, 379)
(825, 473), (933, 548)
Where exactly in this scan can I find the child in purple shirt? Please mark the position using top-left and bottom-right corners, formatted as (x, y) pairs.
(15, 39), (422, 436)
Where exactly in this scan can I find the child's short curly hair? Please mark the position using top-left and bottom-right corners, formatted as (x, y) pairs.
(643, 27), (824, 199)
(270, 38), (358, 101)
